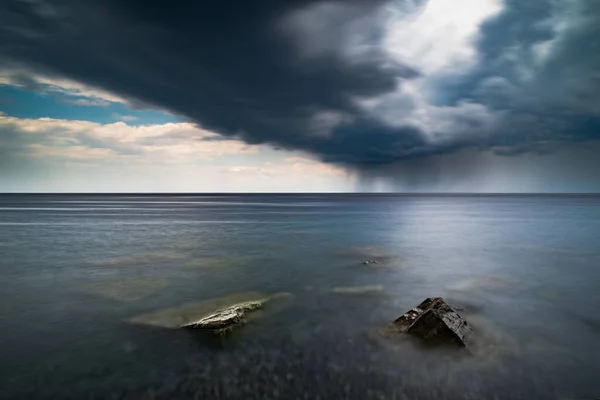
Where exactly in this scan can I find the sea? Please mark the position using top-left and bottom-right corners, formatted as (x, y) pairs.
(0, 194), (599, 400)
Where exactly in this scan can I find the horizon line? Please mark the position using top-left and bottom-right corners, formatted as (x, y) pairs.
(1, 192), (600, 196)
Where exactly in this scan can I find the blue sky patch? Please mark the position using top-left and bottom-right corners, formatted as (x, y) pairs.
(0, 84), (181, 126)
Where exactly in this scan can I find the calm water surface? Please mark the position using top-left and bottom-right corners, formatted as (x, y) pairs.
(1, 194), (599, 399)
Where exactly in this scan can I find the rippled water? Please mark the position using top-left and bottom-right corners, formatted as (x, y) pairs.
(1, 194), (599, 399)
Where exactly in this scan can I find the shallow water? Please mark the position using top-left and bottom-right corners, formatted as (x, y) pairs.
(1, 194), (599, 399)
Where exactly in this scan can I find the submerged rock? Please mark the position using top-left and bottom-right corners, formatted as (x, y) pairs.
(387, 297), (473, 348)
(181, 300), (264, 334)
(362, 260), (379, 265)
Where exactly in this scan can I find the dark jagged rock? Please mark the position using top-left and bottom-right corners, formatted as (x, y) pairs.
(389, 297), (473, 348)
(362, 260), (379, 265)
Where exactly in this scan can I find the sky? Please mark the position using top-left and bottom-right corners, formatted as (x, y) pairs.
(1, 0), (600, 193)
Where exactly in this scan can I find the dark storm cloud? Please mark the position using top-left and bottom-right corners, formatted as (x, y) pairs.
(0, 0), (423, 165)
(444, 0), (600, 148)
(1, 0), (600, 168)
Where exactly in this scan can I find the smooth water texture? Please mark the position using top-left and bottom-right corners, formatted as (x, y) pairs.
(1, 194), (599, 399)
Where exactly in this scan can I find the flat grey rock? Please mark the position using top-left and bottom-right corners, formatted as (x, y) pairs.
(182, 301), (264, 334)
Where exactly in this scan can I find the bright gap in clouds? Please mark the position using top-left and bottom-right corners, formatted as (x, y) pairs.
(357, 0), (504, 146)
(384, 0), (503, 75)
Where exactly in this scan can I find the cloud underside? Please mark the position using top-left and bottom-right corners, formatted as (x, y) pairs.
(1, 0), (600, 169)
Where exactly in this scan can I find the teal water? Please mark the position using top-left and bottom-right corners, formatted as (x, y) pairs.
(1, 194), (599, 399)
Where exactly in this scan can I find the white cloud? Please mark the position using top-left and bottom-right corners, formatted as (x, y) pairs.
(62, 97), (111, 107)
(0, 113), (355, 192)
(27, 143), (117, 160)
(0, 68), (129, 104)
(220, 160), (349, 186)
(352, 0), (504, 146)
(0, 115), (258, 163)
(383, 0), (503, 75)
